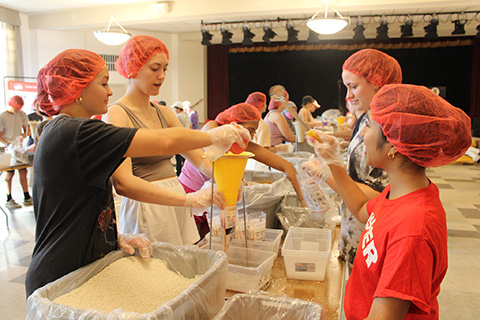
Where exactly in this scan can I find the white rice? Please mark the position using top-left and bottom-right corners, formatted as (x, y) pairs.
(53, 256), (201, 314)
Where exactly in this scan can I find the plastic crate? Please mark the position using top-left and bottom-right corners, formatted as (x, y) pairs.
(207, 244), (276, 293)
(204, 229), (283, 257)
(281, 227), (331, 281)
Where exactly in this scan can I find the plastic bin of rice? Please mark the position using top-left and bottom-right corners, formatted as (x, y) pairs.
(25, 242), (228, 320)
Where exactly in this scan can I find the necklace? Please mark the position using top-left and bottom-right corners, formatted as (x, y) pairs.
(140, 105), (156, 123)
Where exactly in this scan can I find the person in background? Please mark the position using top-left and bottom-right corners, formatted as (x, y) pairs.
(104, 35), (245, 245)
(0, 95), (32, 208)
(172, 101), (191, 175)
(302, 48), (402, 265)
(299, 95), (322, 128)
(281, 101), (297, 133)
(264, 85), (296, 146)
(25, 48), (248, 297)
(309, 84), (471, 320)
(183, 100), (199, 129)
(180, 102), (306, 239)
(26, 120), (49, 153)
(157, 100), (167, 106)
(245, 91), (270, 147)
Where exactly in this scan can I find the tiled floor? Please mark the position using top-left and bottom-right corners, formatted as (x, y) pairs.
(0, 163), (479, 319)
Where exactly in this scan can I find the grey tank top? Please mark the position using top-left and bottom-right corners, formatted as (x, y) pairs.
(114, 102), (175, 181)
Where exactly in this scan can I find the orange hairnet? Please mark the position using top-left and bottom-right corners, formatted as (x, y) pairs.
(370, 84), (471, 167)
(245, 92), (266, 110)
(268, 91), (289, 111)
(37, 49), (106, 116)
(8, 96), (24, 109)
(343, 49), (402, 88)
(215, 103), (261, 125)
(115, 35), (169, 79)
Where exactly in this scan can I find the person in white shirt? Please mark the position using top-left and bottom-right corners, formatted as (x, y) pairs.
(0, 96), (32, 208)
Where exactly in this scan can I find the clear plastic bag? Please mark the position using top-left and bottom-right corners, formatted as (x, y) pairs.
(26, 243), (228, 320)
(213, 290), (325, 319)
(235, 211), (266, 241)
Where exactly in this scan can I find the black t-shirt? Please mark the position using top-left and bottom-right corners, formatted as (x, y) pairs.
(27, 112), (43, 122)
(25, 115), (138, 297)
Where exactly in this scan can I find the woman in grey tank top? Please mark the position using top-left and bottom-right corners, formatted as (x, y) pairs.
(104, 35), (234, 246)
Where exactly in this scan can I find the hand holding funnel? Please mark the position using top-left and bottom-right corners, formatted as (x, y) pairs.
(204, 123), (251, 161)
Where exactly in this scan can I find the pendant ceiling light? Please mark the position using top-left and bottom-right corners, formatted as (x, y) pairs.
(307, 0), (349, 35)
(94, 16), (131, 46)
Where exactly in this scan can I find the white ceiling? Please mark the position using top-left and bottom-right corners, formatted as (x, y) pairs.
(1, 0), (479, 34)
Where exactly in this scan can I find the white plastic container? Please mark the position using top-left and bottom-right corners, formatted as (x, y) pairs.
(282, 227), (331, 281)
(208, 244), (276, 293)
(204, 229), (283, 257)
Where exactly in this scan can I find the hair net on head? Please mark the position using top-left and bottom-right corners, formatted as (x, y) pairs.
(343, 49), (402, 88)
(268, 91), (289, 111)
(115, 35), (169, 79)
(37, 49), (106, 116)
(215, 103), (261, 125)
(370, 84), (472, 167)
(245, 92), (266, 110)
(8, 96), (24, 109)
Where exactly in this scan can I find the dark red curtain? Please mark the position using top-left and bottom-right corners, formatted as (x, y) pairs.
(207, 45), (230, 120)
(470, 38), (480, 118)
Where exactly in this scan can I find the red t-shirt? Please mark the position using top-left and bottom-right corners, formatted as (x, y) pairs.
(344, 182), (448, 320)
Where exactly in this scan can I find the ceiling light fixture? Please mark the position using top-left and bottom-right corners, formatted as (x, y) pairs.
(452, 13), (467, 35)
(286, 23), (299, 43)
(306, 0), (349, 35)
(242, 25), (255, 45)
(424, 15), (439, 39)
(94, 16), (131, 46)
(307, 29), (321, 44)
(352, 19), (365, 40)
(201, 27), (213, 45)
(262, 25), (277, 44)
(400, 16), (414, 37)
(376, 16), (389, 40)
(221, 27), (233, 45)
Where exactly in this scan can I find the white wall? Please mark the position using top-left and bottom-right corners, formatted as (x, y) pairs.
(19, 14), (208, 121)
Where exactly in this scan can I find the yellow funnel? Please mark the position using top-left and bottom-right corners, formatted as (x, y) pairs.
(213, 151), (254, 206)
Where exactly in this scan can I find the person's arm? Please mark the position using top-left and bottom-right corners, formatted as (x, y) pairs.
(104, 104), (249, 159)
(0, 131), (8, 146)
(246, 141), (305, 205)
(112, 157), (189, 206)
(365, 297), (411, 320)
(307, 132), (371, 223)
(22, 125), (29, 139)
(270, 111), (295, 142)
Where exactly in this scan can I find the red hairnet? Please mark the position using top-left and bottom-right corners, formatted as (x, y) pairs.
(268, 91), (289, 111)
(215, 103), (261, 125)
(343, 49), (402, 88)
(37, 49), (106, 116)
(115, 35), (169, 79)
(370, 84), (471, 167)
(245, 92), (266, 110)
(8, 96), (24, 109)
